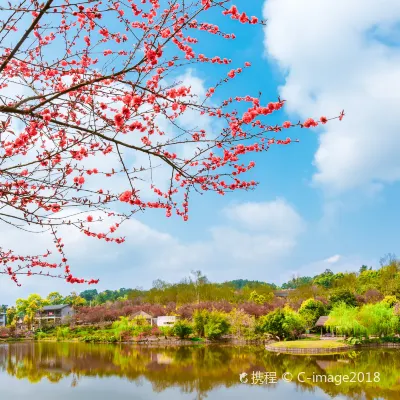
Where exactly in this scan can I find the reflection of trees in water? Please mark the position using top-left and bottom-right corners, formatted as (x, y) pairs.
(0, 343), (399, 399)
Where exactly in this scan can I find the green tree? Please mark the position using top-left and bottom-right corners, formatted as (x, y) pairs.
(79, 289), (98, 302)
(204, 311), (230, 340)
(228, 309), (256, 338)
(173, 320), (193, 339)
(298, 298), (326, 330)
(313, 269), (335, 288)
(249, 290), (268, 305)
(63, 292), (87, 307)
(16, 294), (49, 328)
(46, 292), (64, 305)
(282, 308), (306, 339)
(382, 295), (397, 308)
(193, 309), (209, 337)
(325, 302), (364, 337)
(6, 307), (16, 326)
(358, 303), (398, 337)
(191, 270), (208, 304)
(330, 289), (357, 307)
(257, 308), (305, 340)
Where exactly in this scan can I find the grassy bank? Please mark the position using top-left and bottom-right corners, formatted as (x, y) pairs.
(270, 340), (349, 349)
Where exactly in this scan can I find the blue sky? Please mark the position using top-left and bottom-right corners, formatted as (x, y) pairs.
(1, 0), (400, 303)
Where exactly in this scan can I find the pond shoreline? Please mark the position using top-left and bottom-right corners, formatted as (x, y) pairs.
(0, 337), (270, 346)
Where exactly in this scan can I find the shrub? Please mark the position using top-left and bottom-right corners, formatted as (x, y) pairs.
(204, 311), (230, 340)
(56, 327), (70, 340)
(256, 307), (306, 340)
(172, 320), (193, 339)
(159, 326), (173, 338)
(192, 309), (230, 339)
(193, 309), (208, 337)
(35, 331), (48, 340)
(0, 327), (10, 338)
(298, 298), (326, 330)
(228, 309), (256, 339)
(346, 337), (361, 345)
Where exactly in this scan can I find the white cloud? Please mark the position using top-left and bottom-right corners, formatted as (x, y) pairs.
(223, 198), (305, 235)
(0, 199), (305, 302)
(323, 254), (341, 264)
(263, 0), (400, 195)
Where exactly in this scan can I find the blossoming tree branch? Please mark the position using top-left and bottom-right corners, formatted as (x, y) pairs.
(0, 0), (343, 285)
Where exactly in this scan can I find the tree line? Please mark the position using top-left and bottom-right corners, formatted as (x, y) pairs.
(5, 256), (400, 339)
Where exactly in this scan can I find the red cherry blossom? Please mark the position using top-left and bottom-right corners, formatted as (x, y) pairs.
(0, 0), (341, 287)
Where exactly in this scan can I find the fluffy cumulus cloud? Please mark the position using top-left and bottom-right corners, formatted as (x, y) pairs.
(0, 198), (304, 302)
(263, 0), (400, 195)
(223, 198), (305, 234)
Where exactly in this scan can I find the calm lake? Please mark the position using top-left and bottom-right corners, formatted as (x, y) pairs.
(0, 342), (399, 399)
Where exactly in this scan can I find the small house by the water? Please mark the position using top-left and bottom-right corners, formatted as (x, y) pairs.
(155, 316), (178, 327)
(273, 290), (293, 298)
(35, 305), (74, 326)
(131, 310), (153, 325)
(315, 316), (329, 335)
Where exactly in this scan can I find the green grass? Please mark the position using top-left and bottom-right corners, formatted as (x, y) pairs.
(270, 340), (349, 349)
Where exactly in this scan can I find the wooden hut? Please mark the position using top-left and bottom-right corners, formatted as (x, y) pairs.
(315, 316), (329, 336)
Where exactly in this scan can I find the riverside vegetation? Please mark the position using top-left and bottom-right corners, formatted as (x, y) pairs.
(3, 257), (400, 346)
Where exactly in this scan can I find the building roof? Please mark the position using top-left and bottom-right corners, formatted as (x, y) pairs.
(41, 304), (70, 311)
(273, 290), (293, 298)
(315, 316), (329, 327)
(131, 310), (153, 318)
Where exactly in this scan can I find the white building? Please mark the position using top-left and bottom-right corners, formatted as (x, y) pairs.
(155, 316), (178, 327)
(0, 312), (6, 327)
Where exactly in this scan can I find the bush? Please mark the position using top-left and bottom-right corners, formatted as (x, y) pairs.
(256, 307), (305, 340)
(0, 327), (10, 338)
(159, 326), (173, 337)
(192, 309), (230, 339)
(172, 320), (193, 339)
(228, 309), (256, 339)
(346, 337), (361, 345)
(56, 327), (70, 340)
(35, 331), (48, 340)
(193, 309), (208, 337)
(204, 311), (230, 340)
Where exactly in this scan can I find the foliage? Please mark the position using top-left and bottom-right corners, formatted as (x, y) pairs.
(47, 292), (64, 305)
(204, 311), (230, 340)
(345, 337), (362, 345)
(193, 310), (209, 337)
(257, 307), (305, 340)
(16, 294), (49, 328)
(249, 290), (272, 305)
(172, 320), (193, 339)
(357, 303), (398, 337)
(382, 295), (397, 307)
(56, 327), (70, 340)
(325, 303), (364, 336)
(298, 298), (326, 330)
(326, 301), (398, 338)
(228, 309), (256, 339)
(330, 289), (357, 308)
(159, 326), (173, 338)
(6, 307), (16, 326)
(192, 310), (230, 339)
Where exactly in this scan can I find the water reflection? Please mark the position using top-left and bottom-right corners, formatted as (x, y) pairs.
(0, 342), (399, 399)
